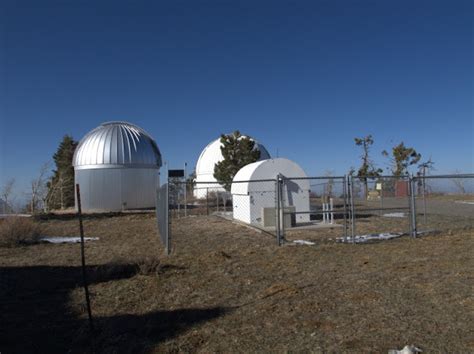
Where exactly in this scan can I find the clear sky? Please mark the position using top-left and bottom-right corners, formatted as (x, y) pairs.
(1, 0), (473, 201)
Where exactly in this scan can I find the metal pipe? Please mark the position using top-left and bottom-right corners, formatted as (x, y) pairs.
(166, 182), (171, 254)
(184, 162), (187, 217)
(206, 188), (209, 216)
(279, 175), (286, 243)
(330, 198), (334, 224)
(407, 176), (413, 237)
(410, 176), (417, 238)
(349, 176), (356, 243)
(275, 177), (281, 246)
(342, 175), (348, 239)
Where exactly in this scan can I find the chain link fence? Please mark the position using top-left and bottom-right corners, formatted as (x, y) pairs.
(155, 183), (170, 254)
(280, 176), (348, 243)
(348, 175), (413, 240)
(413, 174), (474, 234)
(159, 174), (473, 249)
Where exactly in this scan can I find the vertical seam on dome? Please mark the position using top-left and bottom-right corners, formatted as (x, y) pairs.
(128, 126), (138, 152)
(123, 125), (132, 163)
(87, 129), (101, 165)
(103, 125), (113, 164)
(80, 129), (97, 165)
(118, 125), (125, 164)
(110, 125), (118, 164)
(96, 126), (109, 165)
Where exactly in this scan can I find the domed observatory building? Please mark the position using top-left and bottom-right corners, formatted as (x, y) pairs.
(73, 122), (162, 212)
(231, 158), (310, 227)
(194, 136), (271, 198)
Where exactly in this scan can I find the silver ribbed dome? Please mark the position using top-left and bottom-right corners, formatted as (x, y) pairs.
(73, 121), (162, 169)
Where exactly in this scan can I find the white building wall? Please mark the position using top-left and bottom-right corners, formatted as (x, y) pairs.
(232, 195), (252, 224)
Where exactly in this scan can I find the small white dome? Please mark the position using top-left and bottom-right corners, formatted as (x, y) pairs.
(73, 121), (162, 169)
(231, 158), (309, 195)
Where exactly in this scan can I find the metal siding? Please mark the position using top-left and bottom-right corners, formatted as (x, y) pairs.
(73, 121), (162, 168)
(75, 168), (158, 212)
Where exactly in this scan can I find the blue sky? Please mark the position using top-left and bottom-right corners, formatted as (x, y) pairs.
(1, 0), (473, 201)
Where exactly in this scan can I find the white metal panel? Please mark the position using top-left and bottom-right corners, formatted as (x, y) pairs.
(231, 158), (311, 225)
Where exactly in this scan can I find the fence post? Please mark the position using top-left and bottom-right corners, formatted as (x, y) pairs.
(279, 175), (287, 243)
(330, 198), (334, 224)
(75, 184), (95, 337)
(406, 175), (413, 237)
(184, 163), (187, 217)
(410, 175), (417, 238)
(342, 175), (348, 239)
(275, 177), (281, 246)
(349, 175), (356, 243)
(422, 173), (427, 225)
(206, 188), (209, 216)
(166, 182), (171, 254)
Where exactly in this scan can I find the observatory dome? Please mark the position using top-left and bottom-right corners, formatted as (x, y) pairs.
(193, 136), (270, 198)
(231, 158), (310, 225)
(73, 122), (162, 212)
(73, 121), (162, 169)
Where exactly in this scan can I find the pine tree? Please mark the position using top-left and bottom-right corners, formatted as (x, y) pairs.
(382, 142), (421, 176)
(213, 131), (261, 191)
(46, 135), (78, 210)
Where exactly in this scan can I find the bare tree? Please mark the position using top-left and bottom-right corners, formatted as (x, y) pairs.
(416, 158), (435, 195)
(451, 169), (466, 195)
(30, 162), (51, 214)
(1, 178), (15, 213)
(323, 170), (335, 201)
(354, 135), (382, 199)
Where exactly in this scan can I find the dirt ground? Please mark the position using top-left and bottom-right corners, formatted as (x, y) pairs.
(1, 213), (473, 353)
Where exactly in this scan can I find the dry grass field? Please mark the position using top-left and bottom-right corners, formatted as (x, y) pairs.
(1, 213), (473, 353)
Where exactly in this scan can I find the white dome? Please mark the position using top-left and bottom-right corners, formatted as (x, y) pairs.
(195, 136), (270, 180)
(231, 158), (309, 195)
(73, 121), (162, 169)
(231, 158), (310, 225)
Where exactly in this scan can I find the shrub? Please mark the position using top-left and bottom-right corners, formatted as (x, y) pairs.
(0, 217), (42, 247)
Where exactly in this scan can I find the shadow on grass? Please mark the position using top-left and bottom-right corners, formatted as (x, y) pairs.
(0, 263), (228, 353)
(34, 211), (155, 222)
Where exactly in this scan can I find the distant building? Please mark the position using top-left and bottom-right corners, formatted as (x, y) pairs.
(73, 121), (162, 212)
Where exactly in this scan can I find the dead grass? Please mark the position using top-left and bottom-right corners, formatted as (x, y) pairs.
(0, 216), (42, 247)
(0, 212), (473, 353)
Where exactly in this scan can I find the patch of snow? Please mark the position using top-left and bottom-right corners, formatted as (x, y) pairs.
(293, 240), (316, 245)
(337, 232), (404, 243)
(0, 214), (31, 218)
(383, 212), (406, 218)
(454, 200), (474, 205)
(40, 236), (99, 244)
(388, 344), (422, 354)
